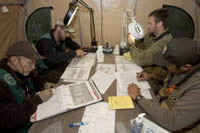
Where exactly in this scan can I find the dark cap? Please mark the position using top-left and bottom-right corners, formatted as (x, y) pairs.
(154, 38), (200, 66)
(7, 41), (44, 60)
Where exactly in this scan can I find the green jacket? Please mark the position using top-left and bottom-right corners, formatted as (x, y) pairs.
(0, 59), (42, 133)
(130, 31), (173, 66)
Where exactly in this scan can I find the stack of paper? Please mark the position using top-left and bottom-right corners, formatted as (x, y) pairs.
(61, 67), (91, 82)
(61, 53), (96, 82)
(69, 53), (96, 68)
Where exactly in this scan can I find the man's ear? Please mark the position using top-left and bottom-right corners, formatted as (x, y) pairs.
(55, 25), (62, 31)
(10, 56), (18, 64)
(181, 64), (193, 72)
(157, 21), (163, 28)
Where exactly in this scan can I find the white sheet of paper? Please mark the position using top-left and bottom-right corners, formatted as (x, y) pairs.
(142, 117), (170, 133)
(78, 102), (115, 133)
(116, 64), (142, 73)
(96, 64), (116, 75)
(116, 82), (152, 99)
(91, 71), (115, 94)
(115, 56), (133, 64)
(61, 67), (91, 82)
(116, 71), (152, 99)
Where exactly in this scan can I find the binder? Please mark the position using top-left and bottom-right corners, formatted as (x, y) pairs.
(31, 80), (103, 122)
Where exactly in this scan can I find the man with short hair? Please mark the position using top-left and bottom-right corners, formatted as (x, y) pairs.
(129, 8), (173, 91)
(36, 20), (85, 84)
(128, 38), (200, 132)
(0, 41), (53, 133)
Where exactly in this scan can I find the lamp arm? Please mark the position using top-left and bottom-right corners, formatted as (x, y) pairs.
(74, 0), (97, 46)
(76, 0), (91, 10)
(77, 0), (97, 46)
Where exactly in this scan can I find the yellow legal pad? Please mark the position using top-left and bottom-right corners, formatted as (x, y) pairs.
(108, 96), (134, 109)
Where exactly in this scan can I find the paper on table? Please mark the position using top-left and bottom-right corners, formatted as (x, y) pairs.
(141, 89), (152, 99)
(61, 67), (91, 82)
(108, 96), (134, 109)
(142, 117), (170, 133)
(91, 71), (115, 94)
(96, 64), (116, 75)
(69, 53), (96, 68)
(32, 81), (103, 122)
(115, 56), (133, 64)
(116, 71), (150, 93)
(78, 102), (115, 133)
(116, 64), (142, 73)
(116, 82), (152, 99)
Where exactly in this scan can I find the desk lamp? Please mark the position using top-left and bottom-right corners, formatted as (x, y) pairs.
(128, 17), (144, 41)
(64, 0), (97, 47)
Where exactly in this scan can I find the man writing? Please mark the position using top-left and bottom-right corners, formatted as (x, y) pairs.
(128, 38), (200, 132)
(0, 41), (53, 133)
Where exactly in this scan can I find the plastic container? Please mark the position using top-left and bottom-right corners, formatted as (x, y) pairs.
(130, 113), (145, 133)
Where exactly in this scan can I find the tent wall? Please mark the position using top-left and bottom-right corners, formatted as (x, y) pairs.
(0, 0), (200, 58)
(0, 5), (20, 58)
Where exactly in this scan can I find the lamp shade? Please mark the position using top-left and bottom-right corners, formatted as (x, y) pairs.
(64, 2), (78, 26)
(128, 17), (144, 40)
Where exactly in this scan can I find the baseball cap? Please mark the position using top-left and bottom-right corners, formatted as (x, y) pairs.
(7, 40), (44, 60)
(153, 38), (200, 66)
(55, 20), (75, 33)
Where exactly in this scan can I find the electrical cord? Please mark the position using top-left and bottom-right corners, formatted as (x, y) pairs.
(100, 0), (104, 45)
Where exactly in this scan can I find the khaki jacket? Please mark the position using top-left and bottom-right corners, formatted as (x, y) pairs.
(137, 70), (200, 132)
(130, 32), (173, 66)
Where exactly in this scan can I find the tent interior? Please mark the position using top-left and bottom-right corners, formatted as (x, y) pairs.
(0, 0), (200, 58)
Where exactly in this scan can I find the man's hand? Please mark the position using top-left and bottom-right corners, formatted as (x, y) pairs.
(128, 83), (140, 100)
(37, 89), (53, 102)
(136, 71), (150, 81)
(128, 34), (135, 44)
(76, 49), (85, 57)
(44, 82), (56, 90)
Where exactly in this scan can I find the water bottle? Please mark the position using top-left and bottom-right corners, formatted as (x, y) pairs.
(130, 113), (145, 133)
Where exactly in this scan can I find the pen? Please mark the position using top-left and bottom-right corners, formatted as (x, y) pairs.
(68, 121), (89, 128)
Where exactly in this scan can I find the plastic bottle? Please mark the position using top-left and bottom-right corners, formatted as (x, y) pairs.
(130, 113), (145, 133)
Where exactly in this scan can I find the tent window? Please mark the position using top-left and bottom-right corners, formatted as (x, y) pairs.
(163, 5), (195, 39)
(26, 7), (53, 43)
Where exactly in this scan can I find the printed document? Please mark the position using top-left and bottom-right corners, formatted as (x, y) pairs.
(61, 67), (91, 82)
(31, 81), (102, 122)
(69, 53), (96, 68)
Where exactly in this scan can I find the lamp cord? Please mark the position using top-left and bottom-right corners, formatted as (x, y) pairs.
(133, 0), (138, 16)
(100, 0), (104, 45)
(77, 10), (83, 47)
